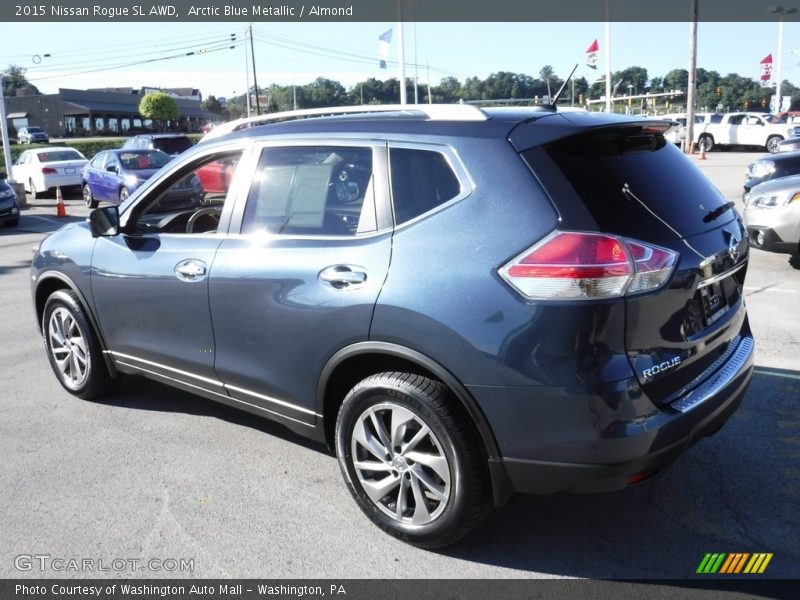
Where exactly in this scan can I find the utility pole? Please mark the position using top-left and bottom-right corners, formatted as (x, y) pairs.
(604, 5), (612, 113)
(244, 27), (251, 117)
(397, 0), (407, 104)
(426, 60), (432, 104)
(0, 84), (14, 184)
(685, 0), (698, 154)
(249, 25), (261, 115)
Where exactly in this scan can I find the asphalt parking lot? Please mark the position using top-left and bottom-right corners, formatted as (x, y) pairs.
(0, 152), (798, 581)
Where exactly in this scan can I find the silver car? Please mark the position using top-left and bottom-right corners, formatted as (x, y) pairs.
(743, 174), (800, 256)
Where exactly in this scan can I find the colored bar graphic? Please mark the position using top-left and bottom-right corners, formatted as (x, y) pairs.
(698, 552), (773, 574)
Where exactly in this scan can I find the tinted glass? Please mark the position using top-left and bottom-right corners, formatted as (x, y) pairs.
(27, 127), (43, 133)
(118, 151), (171, 171)
(389, 148), (461, 225)
(540, 127), (735, 240)
(242, 146), (374, 236)
(36, 150), (85, 162)
(154, 137), (193, 155)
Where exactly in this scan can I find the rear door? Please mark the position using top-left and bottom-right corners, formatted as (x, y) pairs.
(521, 123), (749, 405)
(209, 141), (392, 425)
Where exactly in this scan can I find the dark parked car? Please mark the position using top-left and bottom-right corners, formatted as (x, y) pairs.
(81, 149), (174, 207)
(0, 179), (20, 227)
(17, 126), (49, 144)
(121, 133), (193, 156)
(31, 105), (754, 548)
(744, 151), (800, 198)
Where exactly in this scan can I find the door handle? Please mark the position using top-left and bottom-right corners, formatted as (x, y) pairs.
(319, 265), (367, 288)
(175, 259), (207, 282)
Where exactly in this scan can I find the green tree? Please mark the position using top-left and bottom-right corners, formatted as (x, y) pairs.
(2, 65), (40, 97)
(139, 92), (179, 130)
(202, 95), (224, 115)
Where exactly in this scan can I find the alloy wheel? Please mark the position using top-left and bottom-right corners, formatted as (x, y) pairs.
(350, 402), (451, 525)
(47, 307), (90, 390)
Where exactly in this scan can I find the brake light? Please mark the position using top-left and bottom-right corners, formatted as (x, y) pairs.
(499, 231), (678, 300)
(41, 167), (57, 174)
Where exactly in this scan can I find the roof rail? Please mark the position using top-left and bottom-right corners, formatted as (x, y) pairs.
(199, 103), (488, 143)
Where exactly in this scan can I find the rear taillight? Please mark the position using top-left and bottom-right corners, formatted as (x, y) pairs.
(41, 167), (57, 174)
(499, 231), (678, 300)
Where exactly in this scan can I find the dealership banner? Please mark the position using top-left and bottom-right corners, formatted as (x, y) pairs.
(1, 579), (794, 600)
(4, 0), (800, 22)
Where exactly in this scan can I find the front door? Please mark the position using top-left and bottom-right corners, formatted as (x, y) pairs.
(91, 147), (247, 387)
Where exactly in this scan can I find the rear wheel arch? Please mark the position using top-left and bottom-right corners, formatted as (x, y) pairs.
(317, 342), (502, 462)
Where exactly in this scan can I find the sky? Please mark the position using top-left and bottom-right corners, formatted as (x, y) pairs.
(2, 21), (799, 100)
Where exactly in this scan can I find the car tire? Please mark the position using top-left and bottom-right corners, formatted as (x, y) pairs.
(83, 185), (98, 209)
(335, 372), (491, 549)
(698, 135), (715, 152)
(766, 136), (783, 154)
(119, 187), (129, 203)
(42, 289), (115, 399)
(29, 179), (42, 199)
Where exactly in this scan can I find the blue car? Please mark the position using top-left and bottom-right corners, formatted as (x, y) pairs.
(81, 149), (173, 208)
(32, 105), (754, 548)
(0, 178), (21, 227)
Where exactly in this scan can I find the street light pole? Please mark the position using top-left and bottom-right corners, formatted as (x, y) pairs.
(769, 5), (797, 114)
(685, 0), (698, 154)
(0, 84), (15, 183)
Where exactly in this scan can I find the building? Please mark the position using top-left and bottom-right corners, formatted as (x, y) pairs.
(5, 87), (217, 138)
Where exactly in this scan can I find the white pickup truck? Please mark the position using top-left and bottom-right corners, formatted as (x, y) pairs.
(694, 112), (797, 154)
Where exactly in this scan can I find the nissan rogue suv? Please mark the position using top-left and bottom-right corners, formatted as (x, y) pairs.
(31, 104), (754, 548)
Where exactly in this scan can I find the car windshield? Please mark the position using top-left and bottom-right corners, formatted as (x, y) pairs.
(27, 127), (43, 133)
(37, 150), (84, 162)
(118, 151), (172, 171)
(763, 115), (786, 124)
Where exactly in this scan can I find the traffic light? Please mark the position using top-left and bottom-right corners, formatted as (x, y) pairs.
(762, 97), (767, 108)
(716, 86), (721, 97)
(579, 94), (584, 104)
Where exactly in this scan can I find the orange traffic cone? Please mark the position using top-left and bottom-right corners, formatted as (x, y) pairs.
(698, 144), (707, 160)
(55, 186), (67, 218)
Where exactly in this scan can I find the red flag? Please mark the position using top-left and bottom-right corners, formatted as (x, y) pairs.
(586, 39), (599, 70)
(760, 54), (773, 82)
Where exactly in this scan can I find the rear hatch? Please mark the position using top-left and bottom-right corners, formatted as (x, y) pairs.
(517, 120), (749, 405)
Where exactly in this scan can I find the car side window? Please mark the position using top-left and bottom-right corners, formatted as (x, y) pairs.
(104, 154), (121, 171)
(90, 153), (105, 168)
(241, 145), (375, 236)
(128, 151), (243, 235)
(389, 147), (461, 225)
(728, 115), (745, 125)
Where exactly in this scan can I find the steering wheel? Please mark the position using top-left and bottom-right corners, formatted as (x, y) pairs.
(186, 207), (222, 234)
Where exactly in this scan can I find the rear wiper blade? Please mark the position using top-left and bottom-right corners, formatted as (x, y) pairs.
(703, 201), (735, 223)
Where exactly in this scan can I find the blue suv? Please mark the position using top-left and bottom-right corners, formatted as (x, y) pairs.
(31, 105), (754, 548)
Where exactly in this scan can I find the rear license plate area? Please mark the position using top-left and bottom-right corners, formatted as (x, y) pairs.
(699, 280), (728, 326)
(65, 168), (76, 175)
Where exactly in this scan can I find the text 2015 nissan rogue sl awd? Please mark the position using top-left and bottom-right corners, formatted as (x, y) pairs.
(31, 104), (754, 548)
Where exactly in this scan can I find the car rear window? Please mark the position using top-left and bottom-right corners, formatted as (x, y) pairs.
(37, 150), (84, 162)
(531, 126), (735, 240)
(154, 137), (193, 155)
(119, 151), (171, 170)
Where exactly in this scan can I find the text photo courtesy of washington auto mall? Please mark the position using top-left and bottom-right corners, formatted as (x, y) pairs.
(0, 1), (798, 599)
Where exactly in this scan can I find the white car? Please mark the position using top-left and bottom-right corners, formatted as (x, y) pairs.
(12, 147), (88, 198)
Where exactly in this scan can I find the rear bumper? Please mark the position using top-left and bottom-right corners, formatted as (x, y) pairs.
(474, 334), (754, 497)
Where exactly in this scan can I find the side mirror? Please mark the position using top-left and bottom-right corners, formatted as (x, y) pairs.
(89, 206), (120, 237)
(106, 165), (119, 173)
